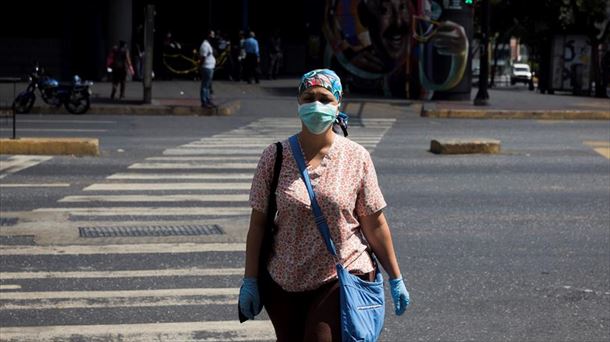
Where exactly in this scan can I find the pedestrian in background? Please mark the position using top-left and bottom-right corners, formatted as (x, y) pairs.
(199, 30), (217, 108)
(107, 40), (134, 100)
(243, 31), (260, 84)
(267, 30), (283, 80)
(239, 69), (411, 340)
(237, 30), (247, 81)
(134, 24), (145, 81)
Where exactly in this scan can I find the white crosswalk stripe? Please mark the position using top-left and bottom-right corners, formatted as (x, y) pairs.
(0, 155), (52, 179)
(33, 117), (395, 223)
(0, 321), (275, 341)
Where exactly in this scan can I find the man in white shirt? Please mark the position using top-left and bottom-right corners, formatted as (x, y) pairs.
(199, 30), (217, 108)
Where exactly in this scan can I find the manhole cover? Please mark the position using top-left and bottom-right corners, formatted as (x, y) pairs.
(79, 224), (225, 238)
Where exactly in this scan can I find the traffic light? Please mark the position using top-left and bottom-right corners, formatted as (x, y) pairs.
(465, 0), (474, 3)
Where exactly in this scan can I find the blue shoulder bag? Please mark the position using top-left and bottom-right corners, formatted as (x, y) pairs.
(289, 135), (385, 342)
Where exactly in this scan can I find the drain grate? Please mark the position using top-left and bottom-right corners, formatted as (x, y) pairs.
(0, 235), (36, 245)
(0, 218), (18, 226)
(79, 224), (225, 238)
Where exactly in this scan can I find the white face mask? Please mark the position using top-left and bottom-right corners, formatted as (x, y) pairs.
(297, 101), (339, 134)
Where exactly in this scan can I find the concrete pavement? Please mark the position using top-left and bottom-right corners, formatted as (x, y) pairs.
(1, 79), (608, 155)
(422, 87), (610, 119)
(1, 78), (607, 117)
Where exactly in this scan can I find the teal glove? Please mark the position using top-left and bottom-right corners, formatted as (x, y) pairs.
(239, 277), (263, 319)
(389, 276), (410, 316)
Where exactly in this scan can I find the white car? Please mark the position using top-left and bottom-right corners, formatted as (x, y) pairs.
(510, 63), (532, 85)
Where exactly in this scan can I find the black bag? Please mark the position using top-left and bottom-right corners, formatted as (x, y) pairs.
(239, 141), (283, 323)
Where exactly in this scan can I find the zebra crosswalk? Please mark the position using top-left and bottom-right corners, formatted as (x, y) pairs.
(0, 242), (269, 341)
(0, 155), (53, 180)
(32, 117), (395, 224)
(0, 117), (396, 341)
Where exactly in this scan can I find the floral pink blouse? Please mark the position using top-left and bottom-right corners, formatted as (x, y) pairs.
(249, 134), (387, 292)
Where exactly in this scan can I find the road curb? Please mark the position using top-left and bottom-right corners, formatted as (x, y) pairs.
(24, 100), (240, 116)
(430, 139), (501, 155)
(422, 105), (610, 120)
(0, 137), (99, 156)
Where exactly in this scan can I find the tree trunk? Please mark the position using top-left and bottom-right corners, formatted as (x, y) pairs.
(490, 39), (501, 88)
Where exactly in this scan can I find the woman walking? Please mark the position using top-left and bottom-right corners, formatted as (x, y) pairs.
(239, 69), (411, 341)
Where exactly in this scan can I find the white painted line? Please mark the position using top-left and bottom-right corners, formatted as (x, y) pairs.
(146, 156), (259, 161)
(59, 194), (249, 203)
(195, 138), (279, 143)
(163, 149), (262, 155)
(0, 128), (107, 132)
(128, 163), (257, 169)
(0, 183), (70, 188)
(0, 320), (275, 342)
(0, 285), (21, 290)
(0, 267), (244, 280)
(0, 156), (52, 173)
(0, 287), (238, 300)
(16, 120), (117, 124)
(33, 207), (251, 216)
(83, 183), (251, 191)
(257, 117), (396, 122)
(0, 242), (246, 255)
(106, 173), (253, 180)
(1, 296), (237, 310)
(182, 143), (268, 148)
(0, 288), (240, 310)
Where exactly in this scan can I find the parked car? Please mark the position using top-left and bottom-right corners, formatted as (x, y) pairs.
(510, 63), (532, 85)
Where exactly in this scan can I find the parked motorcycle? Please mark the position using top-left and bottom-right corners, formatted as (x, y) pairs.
(12, 66), (92, 114)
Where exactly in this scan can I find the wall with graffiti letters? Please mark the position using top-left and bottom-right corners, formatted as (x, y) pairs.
(551, 35), (592, 92)
(322, 0), (472, 99)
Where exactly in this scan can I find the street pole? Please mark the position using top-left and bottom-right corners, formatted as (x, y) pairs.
(474, 0), (490, 105)
(143, 4), (154, 104)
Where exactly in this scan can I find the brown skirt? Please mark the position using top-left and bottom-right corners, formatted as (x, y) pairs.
(259, 269), (375, 342)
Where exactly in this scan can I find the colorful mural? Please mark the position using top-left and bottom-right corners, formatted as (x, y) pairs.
(322, 0), (471, 99)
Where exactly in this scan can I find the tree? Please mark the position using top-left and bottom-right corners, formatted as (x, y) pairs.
(483, 0), (609, 96)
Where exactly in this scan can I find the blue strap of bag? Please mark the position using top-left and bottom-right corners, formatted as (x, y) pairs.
(288, 134), (338, 257)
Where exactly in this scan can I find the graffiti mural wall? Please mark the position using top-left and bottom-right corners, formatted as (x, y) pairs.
(322, 0), (472, 99)
(551, 35), (592, 92)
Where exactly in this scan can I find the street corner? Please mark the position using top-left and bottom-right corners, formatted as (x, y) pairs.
(0, 137), (100, 156)
(430, 138), (501, 155)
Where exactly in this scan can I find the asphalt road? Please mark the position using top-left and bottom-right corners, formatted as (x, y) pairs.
(1, 98), (609, 341)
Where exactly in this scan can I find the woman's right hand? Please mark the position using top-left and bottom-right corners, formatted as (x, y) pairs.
(239, 277), (263, 319)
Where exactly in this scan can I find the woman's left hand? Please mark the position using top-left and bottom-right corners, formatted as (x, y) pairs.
(389, 276), (410, 316)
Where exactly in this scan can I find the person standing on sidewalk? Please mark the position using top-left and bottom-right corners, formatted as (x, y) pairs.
(266, 30), (283, 80)
(243, 31), (260, 84)
(107, 40), (134, 100)
(199, 30), (217, 108)
(239, 69), (411, 340)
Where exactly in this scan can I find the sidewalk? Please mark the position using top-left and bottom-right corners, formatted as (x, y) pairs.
(1, 78), (608, 119)
(422, 87), (610, 120)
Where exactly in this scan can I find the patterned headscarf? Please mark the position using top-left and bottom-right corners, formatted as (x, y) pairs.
(298, 69), (343, 103)
(298, 69), (349, 136)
